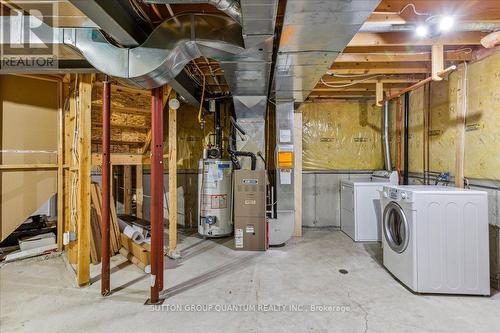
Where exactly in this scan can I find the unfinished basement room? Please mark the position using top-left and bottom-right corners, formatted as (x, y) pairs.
(1, 0), (500, 332)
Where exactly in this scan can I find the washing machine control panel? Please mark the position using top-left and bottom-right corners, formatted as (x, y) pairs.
(385, 187), (413, 202)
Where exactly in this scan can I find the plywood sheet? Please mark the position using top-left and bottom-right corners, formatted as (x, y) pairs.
(0, 76), (58, 240)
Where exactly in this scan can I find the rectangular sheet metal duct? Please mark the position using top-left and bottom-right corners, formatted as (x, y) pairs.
(219, 0), (279, 170)
(274, 0), (381, 102)
(270, 0), (381, 244)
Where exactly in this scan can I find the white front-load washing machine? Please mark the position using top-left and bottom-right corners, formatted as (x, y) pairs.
(380, 185), (490, 295)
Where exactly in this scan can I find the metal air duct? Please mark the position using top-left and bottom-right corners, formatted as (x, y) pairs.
(145, 0), (242, 25)
(65, 1), (277, 171)
(63, 14), (245, 89)
(270, 0), (381, 245)
(219, 0), (279, 170)
(383, 100), (392, 171)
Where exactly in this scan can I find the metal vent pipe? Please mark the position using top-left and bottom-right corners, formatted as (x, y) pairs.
(383, 100), (392, 171)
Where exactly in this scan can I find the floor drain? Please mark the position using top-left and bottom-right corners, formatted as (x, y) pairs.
(339, 269), (349, 274)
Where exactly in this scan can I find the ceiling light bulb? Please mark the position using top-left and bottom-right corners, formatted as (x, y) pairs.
(415, 25), (429, 37)
(439, 16), (454, 32)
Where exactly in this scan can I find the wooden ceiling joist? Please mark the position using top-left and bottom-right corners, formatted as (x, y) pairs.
(320, 74), (425, 84)
(336, 51), (472, 62)
(372, 0), (500, 23)
(309, 91), (376, 98)
(330, 67), (432, 75)
(314, 82), (411, 91)
(348, 31), (488, 47)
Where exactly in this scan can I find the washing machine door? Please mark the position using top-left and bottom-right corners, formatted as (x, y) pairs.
(383, 201), (410, 253)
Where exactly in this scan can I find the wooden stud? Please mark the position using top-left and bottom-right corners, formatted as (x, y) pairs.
(455, 63), (467, 189)
(110, 164), (115, 209)
(123, 165), (132, 215)
(376, 81), (384, 106)
(168, 90), (178, 256)
(423, 83), (431, 184)
(77, 74), (93, 286)
(142, 130), (152, 154)
(432, 44), (444, 81)
(136, 165), (143, 218)
(57, 79), (64, 250)
(66, 75), (77, 265)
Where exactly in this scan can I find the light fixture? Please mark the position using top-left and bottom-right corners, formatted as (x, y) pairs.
(438, 15), (454, 32)
(415, 24), (429, 37)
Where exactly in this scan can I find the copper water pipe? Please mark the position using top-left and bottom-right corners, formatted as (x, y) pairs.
(101, 76), (111, 296)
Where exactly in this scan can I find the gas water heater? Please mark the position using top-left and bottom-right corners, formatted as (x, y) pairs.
(197, 159), (233, 237)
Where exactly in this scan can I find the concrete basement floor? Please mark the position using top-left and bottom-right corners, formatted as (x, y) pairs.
(1, 228), (499, 333)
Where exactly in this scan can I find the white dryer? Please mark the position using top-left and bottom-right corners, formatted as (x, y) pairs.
(340, 171), (398, 241)
(380, 185), (490, 295)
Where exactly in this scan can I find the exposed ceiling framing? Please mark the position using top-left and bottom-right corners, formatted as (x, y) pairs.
(1, 0), (499, 101)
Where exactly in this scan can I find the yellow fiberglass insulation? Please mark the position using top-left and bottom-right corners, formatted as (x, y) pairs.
(300, 100), (384, 171)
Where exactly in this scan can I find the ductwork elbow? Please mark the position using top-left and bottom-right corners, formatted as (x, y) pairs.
(63, 14), (244, 89)
(209, 0), (241, 24)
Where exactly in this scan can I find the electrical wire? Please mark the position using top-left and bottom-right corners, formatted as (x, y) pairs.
(151, 4), (164, 21)
(128, 0), (153, 23)
(184, 66), (203, 87)
(373, 3), (431, 16)
(70, 74), (80, 234)
(447, 47), (473, 54)
(320, 74), (384, 88)
(327, 72), (379, 78)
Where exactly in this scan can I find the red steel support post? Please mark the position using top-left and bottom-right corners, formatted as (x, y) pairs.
(150, 87), (164, 303)
(101, 76), (111, 296)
